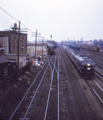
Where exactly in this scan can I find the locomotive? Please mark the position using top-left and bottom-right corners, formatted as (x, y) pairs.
(47, 41), (56, 55)
(47, 46), (55, 55)
(63, 46), (95, 78)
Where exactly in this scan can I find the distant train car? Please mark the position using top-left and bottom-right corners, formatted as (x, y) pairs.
(47, 41), (55, 55)
(79, 44), (100, 52)
(63, 46), (95, 78)
(47, 41), (57, 49)
(53, 41), (57, 49)
(69, 44), (80, 50)
(47, 46), (55, 55)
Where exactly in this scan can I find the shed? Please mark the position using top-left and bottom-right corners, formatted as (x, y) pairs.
(0, 56), (10, 80)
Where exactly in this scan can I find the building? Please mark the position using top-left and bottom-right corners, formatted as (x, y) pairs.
(0, 48), (5, 55)
(0, 23), (27, 69)
(0, 56), (17, 81)
(27, 42), (47, 58)
(0, 30), (27, 55)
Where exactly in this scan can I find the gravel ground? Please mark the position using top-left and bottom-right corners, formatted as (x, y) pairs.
(59, 47), (103, 120)
(0, 56), (48, 120)
(78, 48), (103, 61)
(0, 47), (103, 120)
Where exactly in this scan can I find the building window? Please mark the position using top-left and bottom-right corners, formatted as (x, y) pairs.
(14, 36), (15, 40)
(21, 48), (23, 51)
(20, 36), (22, 41)
(12, 35), (15, 40)
(21, 40), (22, 44)
(17, 35), (18, 40)
(13, 65), (16, 69)
(21, 45), (24, 48)
(25, 45), (27, 49)
(12, 45), (15, 49)
(4, 67), (8, 76)
(0, 34), (4, 37)
(21, 45), (24, 52)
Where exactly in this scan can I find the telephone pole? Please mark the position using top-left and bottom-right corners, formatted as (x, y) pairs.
(32, 29), (41, 64)
(17, 21), (20, 78)
(35, 29), (37, 64)
(42, 37), (44, 60)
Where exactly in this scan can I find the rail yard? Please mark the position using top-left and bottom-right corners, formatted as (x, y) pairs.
(0, 45), (103, 120)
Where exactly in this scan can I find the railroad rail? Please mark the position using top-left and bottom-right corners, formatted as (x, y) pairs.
(9, 49), (60, 120)
(44, 51), (57, 120)
(77, 50), (103, 104)
(60, 47), (95, 120)
(9, 56), (50, 120)
(94, 59), (103, 71)
(80, 48), (103, 56)
(73, 47), (103, 78)
(63, 46), (103, 105)
(95, 68), (103, 80)
(2, 46), (103, 120)
(87, 79), (103, 104)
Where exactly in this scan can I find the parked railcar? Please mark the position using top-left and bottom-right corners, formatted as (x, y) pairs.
(79, 44), (100, 52)
(63, 46), (95, 78)
(69, 43), (80, 50)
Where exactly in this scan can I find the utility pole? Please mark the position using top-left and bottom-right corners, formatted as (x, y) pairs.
(17, 21), (20, 78)
(32, 29), (41, 65)
(42, 37), (44, 60)
(35, 29), (37, 64)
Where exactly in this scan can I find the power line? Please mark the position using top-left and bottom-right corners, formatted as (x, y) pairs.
(0, 7), (35, 33)
(0, 12), (13, 25)
(0, 7), (19, 22)
(0, 21), (9, 28)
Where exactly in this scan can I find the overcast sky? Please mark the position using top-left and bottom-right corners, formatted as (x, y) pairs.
(0, 0), (103, 41)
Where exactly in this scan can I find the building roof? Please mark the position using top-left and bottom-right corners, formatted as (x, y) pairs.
(0, 56), (10, 64)
(0, 30), (27, 35)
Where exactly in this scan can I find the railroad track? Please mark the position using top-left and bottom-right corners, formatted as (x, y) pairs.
(95, 68), (103, 80)
(44, 50), (60, 120)
(73, 47), (103, 66)
(86, 79), (103, 104)
(73, 48), (103, 78)
(94, 58), (103, 71)
(9, 49), (60, 120)
(80, 48), (103, 58)
(91, 67), (103, 104)
(60, 46), (99, 120)
(63, 46), (103, 105)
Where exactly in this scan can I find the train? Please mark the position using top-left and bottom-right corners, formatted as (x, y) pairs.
(69, 43), (80, 50)
(47, 46), (55, 55)
(63, 46), (95, 78)
(47, 41), (57, 55)
(79, 44), (100, 52)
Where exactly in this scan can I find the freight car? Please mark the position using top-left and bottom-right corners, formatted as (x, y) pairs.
(69, 43), (80, 50)
(63, 46), (95, 78)
(79, 44), (100, 52)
